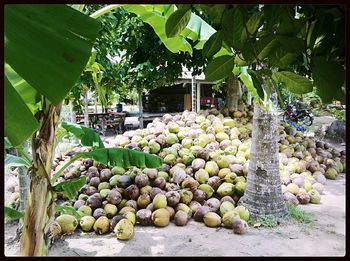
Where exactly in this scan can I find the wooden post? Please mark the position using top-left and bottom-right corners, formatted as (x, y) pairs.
(197, 83), (201, 112)
(191, 76), (197, 112)
(138, 91), (144, 129)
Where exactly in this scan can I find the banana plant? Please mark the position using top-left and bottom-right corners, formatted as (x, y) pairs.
(5, 5), (100, 256)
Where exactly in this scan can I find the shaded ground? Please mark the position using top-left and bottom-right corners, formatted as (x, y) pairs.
(5, 175), (345, 257)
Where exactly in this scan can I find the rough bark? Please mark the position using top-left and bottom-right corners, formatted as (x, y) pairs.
(20, 103), (62, 256)
(225, 74), (240, 110)
(239, 104), (288, 219)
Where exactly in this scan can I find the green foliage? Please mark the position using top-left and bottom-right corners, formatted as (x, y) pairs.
(5, 206), (25, 220)
(204, 55), (235, 82)
(55, 204), (82, 220)
(5, 154), (31, 168)
(202, 31), (223, 58)
(4, 77), (39, 147)
(166, 8), (192, 38)
(248, 214), (278, 228)
(78, 148), (163, 169)
(311, 56), (345, 103)
(272, 71), (313, 94)
(70, 4), (209, 112)
(4, 4), (100, 146)
(51, 148), (163, 184)
(5, 137), (12, 150)
(53, 176), (87, 200)
(5, 5), (100, 105)
(61, 122), (104, 149)
(287, 203), (314, 224)
(329, 108), (346, 121)
(146, 4), (345, 105)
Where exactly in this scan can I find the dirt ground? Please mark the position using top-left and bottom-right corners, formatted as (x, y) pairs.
(4, 115), (346, 256)
(4, 173), (345, 257)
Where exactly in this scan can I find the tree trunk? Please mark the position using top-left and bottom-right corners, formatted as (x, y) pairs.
(16, 166), (30, 237)
(69, 102), (76, 123)
(83, 89), (89, 127)
(225, 74), (240, 110)
(239, 104), (288, 219)
(138, 91), (144, 129)
(94, 98), (98, 113)
(18, 166), (30, 213)
(20, 103), (62, 256)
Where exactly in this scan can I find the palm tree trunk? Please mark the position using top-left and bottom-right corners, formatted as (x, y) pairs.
(20, 103), (62, 256)
(239, 104), (288, 219)
(225, 73), (240, 111)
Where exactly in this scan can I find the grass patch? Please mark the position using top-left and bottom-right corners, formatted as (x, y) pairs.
(248, 214), (278, 228)
(287, 203), (314, 224)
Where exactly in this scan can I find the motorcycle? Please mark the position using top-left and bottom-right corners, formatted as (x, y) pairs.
(283, 104), (314, 126)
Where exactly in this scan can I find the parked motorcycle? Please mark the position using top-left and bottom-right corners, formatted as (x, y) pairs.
(283, 104), (314, 126)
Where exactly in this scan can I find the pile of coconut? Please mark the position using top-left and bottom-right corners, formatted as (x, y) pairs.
(5, 106), (346, 240)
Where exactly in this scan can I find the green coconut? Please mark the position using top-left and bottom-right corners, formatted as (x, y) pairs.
(123, 211), (136, 225)
(223, 119), (235, 128)
(182, 153), (195, 165)
(224, 173), (237, 184)
(179, 190), (193, 205)
(175, 203), (193, 219)
(216, 156), (229, 168)
(93, 216), (110, 235)
(164, 154), (177, 165)
(194, 169), (210, 184)
(149, 140), (161, 154)
(219, 201), (235, 217)
(234, 206), (250, 221)
(213, 123), (225, 133)
(158, 171), (169, 181)
(111, 166), (125, 176)
(198, 184), (215, 199)
(56, 214), (78, 235)
(303, 179), (313, 192)
(182, 138), (193, 149)
(222, 210), (240, 228)
(114, 219), (134, 240)
(79, 216), (95, 232)
(217, 182), (235, 197)
(325, 168), (337, 180)
(308, 189), (321, 204)
(235, 182), (246, 196)
(216, 132), (230, 142)
(100, 189), (111, 199)
(218, 168), (231, 179)
(78, 205), (92, 217)
(203, 212), (221, 227)
(165, 133), (179, 145)
(153, 194), (167, 209)
(104, 203), (118, 218)
(109, 175), (120, 187)
(205, 161), (219, 176)
(151, 208), (170, 227)
(287, 183), (299, 195)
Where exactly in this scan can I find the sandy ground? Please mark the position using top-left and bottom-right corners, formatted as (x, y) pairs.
(4, 174), (345, 257)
